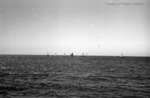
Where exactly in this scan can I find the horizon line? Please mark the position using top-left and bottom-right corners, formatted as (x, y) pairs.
(0, 54), (149, 58)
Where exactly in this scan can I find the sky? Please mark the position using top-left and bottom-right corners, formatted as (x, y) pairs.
(0, 0), (149, 56)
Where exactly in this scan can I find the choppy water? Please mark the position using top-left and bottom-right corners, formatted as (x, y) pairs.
(0, 55), (150, 98)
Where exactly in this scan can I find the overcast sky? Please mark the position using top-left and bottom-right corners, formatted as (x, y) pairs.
(0, 0), (149, 56)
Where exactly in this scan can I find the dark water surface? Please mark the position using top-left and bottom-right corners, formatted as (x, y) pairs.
(0, 55), (150, 98)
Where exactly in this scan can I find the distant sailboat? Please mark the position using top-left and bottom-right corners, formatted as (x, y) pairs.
(46, 52), (49, 57)
(70, 53), (74, 57)
(121, 52), (124, 57)
(121, 52), (123, 57)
